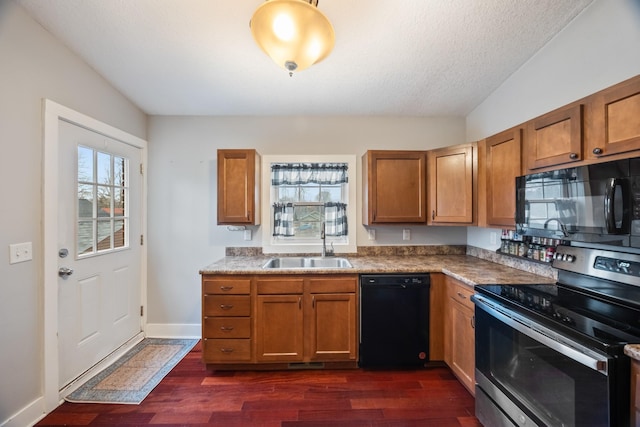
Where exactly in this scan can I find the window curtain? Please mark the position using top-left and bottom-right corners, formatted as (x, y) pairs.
(272, 203), (295, 236)
(324, 202), (348, 237)
(271, 163), (348, 185)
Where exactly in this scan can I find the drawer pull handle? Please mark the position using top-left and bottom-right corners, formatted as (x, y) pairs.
(220, 348), (235, 353)
(220, 286), (233, 291)
(457, 292), (467, 299)
(220, 326), (234, 332)
(220, 304), (234, 310)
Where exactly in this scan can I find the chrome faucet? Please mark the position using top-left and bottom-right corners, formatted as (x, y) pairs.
(320, 221), (334, 257)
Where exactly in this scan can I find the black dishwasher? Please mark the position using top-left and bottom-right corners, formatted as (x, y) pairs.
(359, 274), (430, 368)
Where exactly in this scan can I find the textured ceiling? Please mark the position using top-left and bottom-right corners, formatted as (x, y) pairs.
(16, 0), (594, 116)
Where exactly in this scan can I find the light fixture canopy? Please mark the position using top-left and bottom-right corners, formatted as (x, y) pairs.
(250, 0), (335, 75)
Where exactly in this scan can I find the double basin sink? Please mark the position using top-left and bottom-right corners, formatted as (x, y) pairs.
(262, 256), (353, 269)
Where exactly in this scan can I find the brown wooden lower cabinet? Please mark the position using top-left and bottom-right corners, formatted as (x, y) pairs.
(631, 358), (640, 426)
(444, 275), (476, 395)
(201, 273), (358, 369)
(429, 273), (447, 361)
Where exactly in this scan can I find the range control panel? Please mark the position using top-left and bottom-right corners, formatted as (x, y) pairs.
(594, 256), (640, 277)
(553, 245), (640, 286)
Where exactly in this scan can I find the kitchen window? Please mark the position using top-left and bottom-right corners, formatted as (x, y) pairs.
(261, 155), (357, 254)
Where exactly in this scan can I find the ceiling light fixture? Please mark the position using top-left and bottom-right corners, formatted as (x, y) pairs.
(250, 0), (335, 76)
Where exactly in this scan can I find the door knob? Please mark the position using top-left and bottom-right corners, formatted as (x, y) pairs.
(58, 267), (74, 278)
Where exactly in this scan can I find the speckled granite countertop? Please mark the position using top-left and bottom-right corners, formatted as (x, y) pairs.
(625, 344), (640, 361)
(200, 254), (556, 287)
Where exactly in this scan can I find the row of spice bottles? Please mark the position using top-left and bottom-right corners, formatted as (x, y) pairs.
(499, 230), (564, 263)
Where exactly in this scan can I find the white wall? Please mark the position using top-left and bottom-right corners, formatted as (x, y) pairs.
(466, 0), (640, 251)
(146, 116), (466, 330)
(0, 1), (146, 425)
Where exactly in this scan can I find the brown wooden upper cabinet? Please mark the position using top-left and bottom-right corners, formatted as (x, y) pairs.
(427, 143), (476, 225)
(217, 149), (260, 225)
(587, 75), (640, 160)
(484, 127), (522, 228)
(362, 150), (427, 225)
(524, 103), (584, 172)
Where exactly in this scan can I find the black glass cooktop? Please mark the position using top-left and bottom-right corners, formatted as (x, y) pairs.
(474, 282), (640, 354)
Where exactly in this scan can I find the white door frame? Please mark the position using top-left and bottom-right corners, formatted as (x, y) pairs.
(42, 99), (148, 412)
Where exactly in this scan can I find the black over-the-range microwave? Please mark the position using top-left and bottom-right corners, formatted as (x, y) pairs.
(516, 157), (640, 248)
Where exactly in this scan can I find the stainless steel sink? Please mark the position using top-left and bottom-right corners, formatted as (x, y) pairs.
(262, 257), (353, 269)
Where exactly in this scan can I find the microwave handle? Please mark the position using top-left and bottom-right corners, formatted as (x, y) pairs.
(604, 178), (628, 234)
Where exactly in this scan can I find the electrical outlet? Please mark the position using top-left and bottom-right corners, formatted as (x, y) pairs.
(490, 232), (498, 245)
(243, 230), (252, 241)
(368, 229), (376, 240)
(403, 229), (410, 241)
(9, 242), (33, 264)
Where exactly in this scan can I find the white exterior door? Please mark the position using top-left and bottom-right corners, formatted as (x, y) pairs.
(57, 119), (143, 389)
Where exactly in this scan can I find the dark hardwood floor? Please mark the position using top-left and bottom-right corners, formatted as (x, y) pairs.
(37, 342), (481, 426)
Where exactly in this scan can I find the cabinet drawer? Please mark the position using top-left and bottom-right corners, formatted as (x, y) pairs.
(307, 276), (357, 293)
(203, 278), (251, 295)
(203, 338), (251, 362)
(203, 295), (251, 316)
(447, 282), (475, 311)
(203, 317), (251, 338)
(257, 277), (304, 294)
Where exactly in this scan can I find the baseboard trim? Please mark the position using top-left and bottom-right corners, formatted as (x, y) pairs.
(145, 323), (201, 339)
(1, 396), (45, 427)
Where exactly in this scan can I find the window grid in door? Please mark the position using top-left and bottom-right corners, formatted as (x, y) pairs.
(77, 145), (129, 256)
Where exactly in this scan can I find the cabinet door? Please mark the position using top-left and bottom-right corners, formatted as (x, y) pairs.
(363, 150), (427, 224)
(217, 149), (259, 225)
(307, 293), (357, 361)
(427, 144), (475, 224)
(588, 76), (640, 159)
(525, 104), (583, 171)
(449, 298), (475, 395)
(444, 278), (475, 395)
(255, 294), (304, 362)
(486, 128), (522, 227)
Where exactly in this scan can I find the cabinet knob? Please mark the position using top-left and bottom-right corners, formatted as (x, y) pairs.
(220, 304), (234, 310)
(432, 210), (435, 221)
(220, 348), (235, 353)
(220, 286), (233, 291)
(593, 147), (603, 155)
(569, 152), (578, 160)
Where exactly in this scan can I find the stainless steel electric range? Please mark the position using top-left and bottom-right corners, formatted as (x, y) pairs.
(473, 244), (640, 427)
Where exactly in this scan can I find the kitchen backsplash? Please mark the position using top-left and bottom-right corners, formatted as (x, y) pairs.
(466, 245), (557, 279)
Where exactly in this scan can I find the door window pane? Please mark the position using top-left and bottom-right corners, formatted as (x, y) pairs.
(77, 146), (129, 256)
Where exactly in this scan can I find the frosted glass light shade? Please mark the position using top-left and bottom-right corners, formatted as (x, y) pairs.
(250, 0), (335, 74)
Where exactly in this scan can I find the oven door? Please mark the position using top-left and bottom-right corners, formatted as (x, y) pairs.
(473, 295), (620, 427)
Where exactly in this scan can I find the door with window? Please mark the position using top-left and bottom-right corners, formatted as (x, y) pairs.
(57, 120), (143, 389)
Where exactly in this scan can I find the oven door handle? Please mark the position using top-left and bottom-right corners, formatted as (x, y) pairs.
(473, 295), (610, 375)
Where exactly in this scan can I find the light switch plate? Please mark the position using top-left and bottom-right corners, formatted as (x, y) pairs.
(368, 229), (376, 240)
(243, 230), (252, 241)
(9, 242), (33, 264)
(403, 229), (410, 241)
